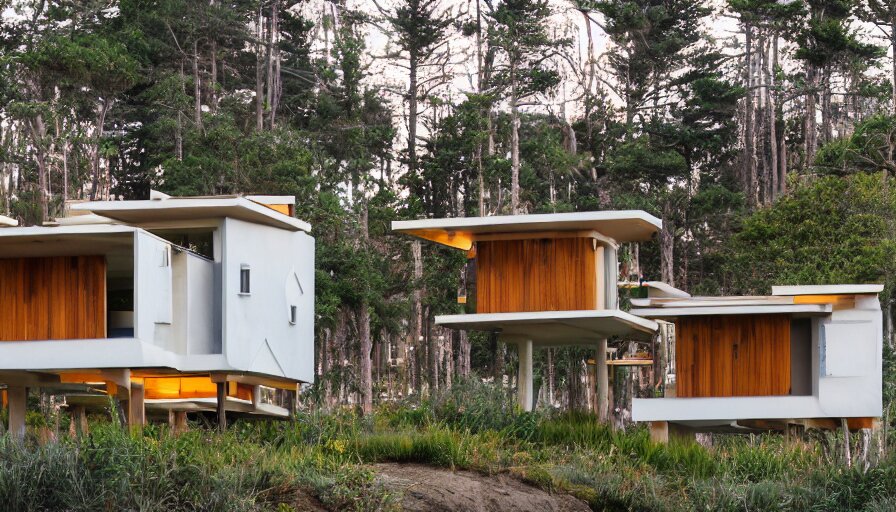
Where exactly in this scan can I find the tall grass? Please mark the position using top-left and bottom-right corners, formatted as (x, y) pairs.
(1, 380), (894, 512)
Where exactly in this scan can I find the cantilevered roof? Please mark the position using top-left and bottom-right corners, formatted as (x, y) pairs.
(630, 294), (836, 318)
(71, 196), (310, 232)
(435, 310), (658, 344)
(392, 210), (661, 250)
(620, 280), (691, 299)
(633, 304), (832, 319)
(771, 284), (884, 296)
(630, 283), (882, 319)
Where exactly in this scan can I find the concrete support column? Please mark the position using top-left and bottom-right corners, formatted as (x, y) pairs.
(518, 340), (534, 412)
(216, 382), (227, 431)
(597, 339), (609, 423)
(8, 386), (26, 441)
(129, 381), (145, 433)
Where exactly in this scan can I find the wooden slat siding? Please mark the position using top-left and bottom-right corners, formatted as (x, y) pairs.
(0, 256), (106, 341)
(676, 315), (791, 398)
(476, 238), (599, 313)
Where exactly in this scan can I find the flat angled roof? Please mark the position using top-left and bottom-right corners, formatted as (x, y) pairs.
(632, 304), (832, 318)
(72, 197), (310, 232)
(392, 210), (661, 250)
(771, 284), (884, 296)
(435, 310), (658, 344)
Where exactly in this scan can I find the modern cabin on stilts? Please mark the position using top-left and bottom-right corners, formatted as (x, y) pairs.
(395, 212), (884, 442)
(630, 285), (884, 441)
(0, 192), (315, 439)
(392, 211), (662, 416)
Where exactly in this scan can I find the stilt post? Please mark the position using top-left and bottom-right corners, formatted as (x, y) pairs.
(597, 338), (609, 423)
(8, 386), (26, 441)
(518, 340), (534, 411)
(129, 381), (145, 434)
(216, 382), (227, 431)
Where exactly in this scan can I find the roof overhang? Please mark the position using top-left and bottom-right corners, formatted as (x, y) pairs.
(435, 309), (658, 345)
(72, 197), (310, 232)
(771, 284), (884, 296)
(392, 210), (661, 250)
(0, 225), (137, 259)
(632, 303), (832, 319)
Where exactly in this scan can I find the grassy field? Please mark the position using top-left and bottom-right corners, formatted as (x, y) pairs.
(1, 379), (895, 511)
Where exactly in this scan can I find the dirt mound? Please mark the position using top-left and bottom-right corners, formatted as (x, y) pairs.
(375, 463), (591, 512)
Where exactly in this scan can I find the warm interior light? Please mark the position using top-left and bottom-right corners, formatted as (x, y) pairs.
(407, 229), (474, 250)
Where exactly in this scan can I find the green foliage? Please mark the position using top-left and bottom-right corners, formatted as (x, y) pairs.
(3, 391), (896, 511)
(723, 172), (896, 295)
(815, 114), (896, 175)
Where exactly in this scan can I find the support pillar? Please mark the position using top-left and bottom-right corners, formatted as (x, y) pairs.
(71, 405), (89, 437)
(216, 382), (227, 431)
(8, 386), (26, 441)
(129, 381), (145, 433)
(518, 340), (533, 412)
(649, 421), (668, 444)
(169, 410), (188, 435)
(597, 339), (609, 423)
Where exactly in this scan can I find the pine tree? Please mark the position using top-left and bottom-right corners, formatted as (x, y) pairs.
(488, 0), (568, 214)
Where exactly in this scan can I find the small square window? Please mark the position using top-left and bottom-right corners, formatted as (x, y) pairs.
(289, 305), (297, 324)
(240, 266), (251, 294)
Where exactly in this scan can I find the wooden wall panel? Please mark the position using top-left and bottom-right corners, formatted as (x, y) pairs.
(0, 256), (106, 341)
(675, 315), (791, 398)
(476, 238), (599, 313)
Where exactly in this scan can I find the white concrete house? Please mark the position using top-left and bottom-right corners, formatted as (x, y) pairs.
(393, 211), (662, 413)
(0, 192), (314, 437)
(630, 284), (883, 439)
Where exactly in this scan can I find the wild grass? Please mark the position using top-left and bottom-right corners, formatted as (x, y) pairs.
(1, 379), (894, 511)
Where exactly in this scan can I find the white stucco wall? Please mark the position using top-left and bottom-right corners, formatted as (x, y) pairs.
(815, 294), (883, 417)
(172, 250), (216, 355)
(134, 231), (174, 348)
(221, 218), (315, 382)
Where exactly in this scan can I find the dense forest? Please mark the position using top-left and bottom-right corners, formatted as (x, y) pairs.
(2, 0), (896, 420)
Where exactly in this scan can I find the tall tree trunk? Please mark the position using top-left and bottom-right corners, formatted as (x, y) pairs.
(265, 2), (275, 129)
(426, 306), (438, 394)
(805, 62), (818, 165)
(412, 240), (424, 396)
(660, 202), (674, 287)
(29, 116), (49, 219)
(270, 0), (281, 128)
(193, 39), (202, 130)
(768, 33), (779, 202)
(821, 68), (833, 144)
(255, 4), (265, 131)
(582, 9), (596, 150)
(408, 55), (418, 177)
(210, 39), (218, 113)
(510, 62), (521, 214)
(89, 100), (110, 201)
(892, 20), (896, 113)
(743, 20), (757, 207)
(359, 205), (373, 415)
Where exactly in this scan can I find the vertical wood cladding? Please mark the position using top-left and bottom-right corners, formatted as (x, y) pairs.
(0, 256), (107, 341)
(675, 314), (791, 397)
(475, 238), (599, 313)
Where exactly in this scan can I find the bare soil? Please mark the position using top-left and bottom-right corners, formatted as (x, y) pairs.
(374, 463), (591, 512)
